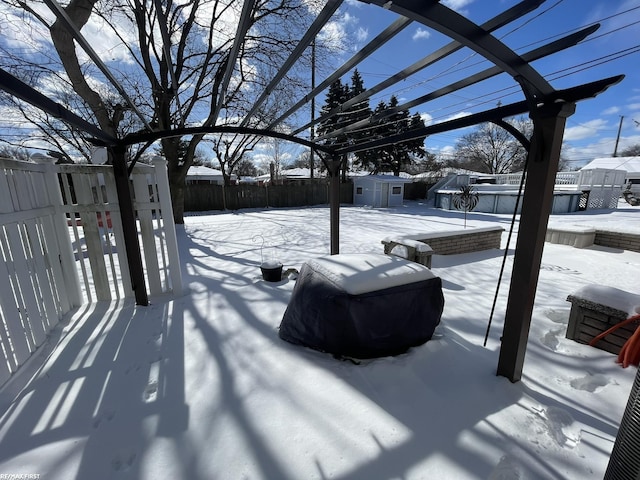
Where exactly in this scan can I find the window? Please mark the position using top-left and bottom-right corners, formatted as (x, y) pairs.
(356, 187), (363, 195)
(392, 186), (402, 195)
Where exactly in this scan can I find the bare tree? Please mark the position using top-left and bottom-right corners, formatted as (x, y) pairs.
(619, 144), (640, 156)
(209, 133), (260, 186)
(453, 117), (531, 174)
(1, 0), (327, 222)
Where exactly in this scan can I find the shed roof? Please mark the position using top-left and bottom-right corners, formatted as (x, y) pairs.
(580, 156), (640, 174)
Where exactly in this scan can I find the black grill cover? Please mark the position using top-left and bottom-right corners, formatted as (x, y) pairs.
(278, 254), (444, 358)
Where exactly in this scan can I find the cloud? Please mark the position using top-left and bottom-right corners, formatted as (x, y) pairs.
(319, 11), (359, 52)
(442, 111), (473, 122)
(355, 27), (369, 43)
(442, 0), (475, 12)
(601, 106), (620, 115)
(561, 134), (640, 163)
(629, 103), (640, 111)
(564, 119), (608, 141)
(412, 28), (430, 41)
(420, 113), (434, 126)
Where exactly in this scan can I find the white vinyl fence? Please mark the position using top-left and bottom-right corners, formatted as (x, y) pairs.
(0, 156), (181, 386)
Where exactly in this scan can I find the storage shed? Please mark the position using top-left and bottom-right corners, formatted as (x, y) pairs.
(352, 175), (411, 207)
(580, 156), (640, 194)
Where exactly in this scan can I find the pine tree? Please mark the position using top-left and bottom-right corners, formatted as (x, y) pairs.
(375, 96), (427, 176)
(346, 70), (374, 172)
(317, 78), (351, 179)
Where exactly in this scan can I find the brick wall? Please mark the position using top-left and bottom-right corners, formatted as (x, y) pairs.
(594, 230), (640, 253)
(426, 229), (503, 254)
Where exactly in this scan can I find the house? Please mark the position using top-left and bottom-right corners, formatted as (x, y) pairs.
(256, 167), (325, 185)
(352, 174), (411, 207)
(186, 165), (236, 185)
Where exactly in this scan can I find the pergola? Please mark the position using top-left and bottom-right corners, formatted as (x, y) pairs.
(0, 0), (624, 382)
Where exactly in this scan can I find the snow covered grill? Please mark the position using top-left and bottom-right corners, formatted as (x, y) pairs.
(278, 253), (444, 359)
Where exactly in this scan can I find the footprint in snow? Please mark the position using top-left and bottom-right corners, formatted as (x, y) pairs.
(540, 327), (564, 351)
(544, 309), (569, 324)
(570, 373), (609, 393)
(542, 406), (581, 448)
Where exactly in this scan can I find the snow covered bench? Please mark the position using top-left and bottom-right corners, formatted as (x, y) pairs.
(279, 253), (444, 359)
(381, 237), (434, 268)
(566, 285), (640, 354)
(382, 225), (504, 263)
(545, 223), (596, 248)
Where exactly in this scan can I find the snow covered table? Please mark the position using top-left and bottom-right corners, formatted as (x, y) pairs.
(566, 285), (640, 354)
(278, 253), (444, 359)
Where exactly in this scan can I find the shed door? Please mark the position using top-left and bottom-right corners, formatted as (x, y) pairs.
(381, 183), (389, 207)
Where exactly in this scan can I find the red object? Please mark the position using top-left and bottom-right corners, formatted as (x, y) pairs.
(589, 314), (640, 367)
(67, 212), (112, 228)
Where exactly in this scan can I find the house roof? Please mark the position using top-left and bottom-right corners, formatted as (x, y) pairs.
(580, 156), (640, 174)
(353, 174), (412, 184)
(187, 165), (236, 179)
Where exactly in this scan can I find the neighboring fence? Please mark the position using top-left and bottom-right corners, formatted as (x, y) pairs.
(0, 156), (181, 386)
(184, 180), (354, 212)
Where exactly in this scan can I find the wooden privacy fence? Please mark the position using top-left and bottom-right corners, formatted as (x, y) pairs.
(0, 156), (181, 386)
(184, 181), (354, 212)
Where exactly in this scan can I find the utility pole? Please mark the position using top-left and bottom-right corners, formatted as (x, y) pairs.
(613, 115), (624, 157)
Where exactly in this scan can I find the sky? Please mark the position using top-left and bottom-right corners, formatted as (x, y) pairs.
(0, 200), (639, 479)
(0, 0), (639, 169)
(315, 0), (640, 168)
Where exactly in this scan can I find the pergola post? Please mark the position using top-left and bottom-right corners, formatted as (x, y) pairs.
(111, 146), (149, 306)
(496, 101), (575, 382)
(328, 157), (341, 255)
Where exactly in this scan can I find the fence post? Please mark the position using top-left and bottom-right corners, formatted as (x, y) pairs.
(152, 157), (183, 295)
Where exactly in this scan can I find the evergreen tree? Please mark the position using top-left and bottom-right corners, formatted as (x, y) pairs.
(346, 70), (374, 172)
(318, 78), (426, 177)
(366, 96), (427, 175)
(317, 78), (351, 179)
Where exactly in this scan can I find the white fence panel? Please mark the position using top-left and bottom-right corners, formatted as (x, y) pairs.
(0, 158), (82, 385)
(0, 156), (181, 387)
(57, 159), (181, 302)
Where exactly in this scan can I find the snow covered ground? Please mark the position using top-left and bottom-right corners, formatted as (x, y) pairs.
(0, 201), (639, 479)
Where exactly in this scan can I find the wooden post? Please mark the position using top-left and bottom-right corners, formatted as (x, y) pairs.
(496, 101), (575, 382)
(111, 146), (149, 306)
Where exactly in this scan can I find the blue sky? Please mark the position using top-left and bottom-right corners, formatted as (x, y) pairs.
(319, 0), (640, 167)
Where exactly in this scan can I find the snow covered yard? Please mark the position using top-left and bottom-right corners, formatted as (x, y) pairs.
(0, 202), (638, 479)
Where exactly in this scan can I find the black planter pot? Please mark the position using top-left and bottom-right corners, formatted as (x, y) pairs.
(260, 262), (283, 282)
